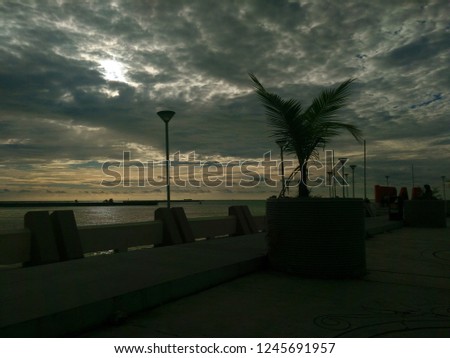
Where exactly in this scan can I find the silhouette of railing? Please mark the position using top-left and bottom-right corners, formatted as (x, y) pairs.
(0, 206), (266, 267)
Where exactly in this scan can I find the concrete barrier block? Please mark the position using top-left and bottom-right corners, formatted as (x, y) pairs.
(154, 208), (183, 245)
(171, 207), (195, 243)
(24, 211), (60, 265)
(51, 210), (84, 261)
(229, 206), (258, 235)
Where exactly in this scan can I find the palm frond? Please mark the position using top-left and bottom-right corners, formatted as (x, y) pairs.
(249, 73), (362, 197)
(322, 121), (363, 143)
(303, 79), (363, 144)
(304, 79), (355, 123)
(249, 72), (306, 155)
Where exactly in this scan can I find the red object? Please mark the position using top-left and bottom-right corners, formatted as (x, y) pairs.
(374, 185), (397, 205)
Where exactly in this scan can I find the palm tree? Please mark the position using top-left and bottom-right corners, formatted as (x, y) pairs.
(249, 73), (362, 197)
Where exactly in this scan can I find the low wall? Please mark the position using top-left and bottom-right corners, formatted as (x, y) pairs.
(0, 215), (266, 267)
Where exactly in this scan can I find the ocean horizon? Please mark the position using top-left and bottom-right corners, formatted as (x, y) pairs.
(0, 200), (266, 232)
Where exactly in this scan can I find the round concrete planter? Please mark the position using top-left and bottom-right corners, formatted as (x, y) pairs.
(266, 198), (366, 278)
(403, 200), (447, 227)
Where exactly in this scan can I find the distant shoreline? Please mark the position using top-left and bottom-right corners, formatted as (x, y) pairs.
(0, 200), (201, 208)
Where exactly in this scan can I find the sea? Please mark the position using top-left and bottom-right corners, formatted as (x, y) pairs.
(0, 200), (266, 232)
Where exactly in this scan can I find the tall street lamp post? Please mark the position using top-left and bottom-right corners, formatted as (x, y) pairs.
(350, 164), (356, 198)
(157, 110), (175, 208)
(443, 176), (447, 215)
(339, 158), (347, 198)
(363, 139), (367, 199)
(442, 176), (446, 201)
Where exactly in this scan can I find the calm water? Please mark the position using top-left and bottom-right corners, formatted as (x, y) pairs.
(0, 200), (266, 232)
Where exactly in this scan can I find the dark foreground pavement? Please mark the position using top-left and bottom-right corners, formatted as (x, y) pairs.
(84, 221), (450, 338)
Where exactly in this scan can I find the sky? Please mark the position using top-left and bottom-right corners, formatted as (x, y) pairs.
(0, 0), (449, 201)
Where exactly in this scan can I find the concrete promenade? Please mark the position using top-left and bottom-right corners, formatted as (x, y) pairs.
(85, 218), (450, 338)
(1, 216), (449, 337)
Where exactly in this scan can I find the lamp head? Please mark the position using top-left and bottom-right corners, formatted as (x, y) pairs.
(157, 110), (176, 123)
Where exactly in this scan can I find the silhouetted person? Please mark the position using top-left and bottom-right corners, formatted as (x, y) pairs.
(421, 184), (436, 200)
(412, 187), (423, 199)
(398, 187), (409, 201)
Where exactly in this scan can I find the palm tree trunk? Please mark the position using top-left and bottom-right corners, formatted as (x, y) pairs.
(298, 160), (310, 197)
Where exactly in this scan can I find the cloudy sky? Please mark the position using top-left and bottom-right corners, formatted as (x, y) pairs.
(0, 0), (449, 201)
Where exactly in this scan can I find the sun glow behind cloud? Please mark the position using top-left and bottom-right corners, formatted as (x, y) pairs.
(99, 59), (128, 83)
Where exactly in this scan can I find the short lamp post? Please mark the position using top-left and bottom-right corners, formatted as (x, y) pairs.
(345, 173), (349, 198)
(339, 158), (347, 198)
(442, 176), (447, 201)
(276, 139), (287, 196)
(350, 164), (357, 198)
(157, 110), (176, 208)
(327, 171), (333, 198)
(385, 175), (390, 186)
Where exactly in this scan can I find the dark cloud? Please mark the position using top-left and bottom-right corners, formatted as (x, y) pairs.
(382, 34), (447, 67)
(0, 0), (448, 199)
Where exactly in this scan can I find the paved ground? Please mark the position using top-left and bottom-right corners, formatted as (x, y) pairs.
(0, 234), (267, 337)
(84, 222), (450, 338)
